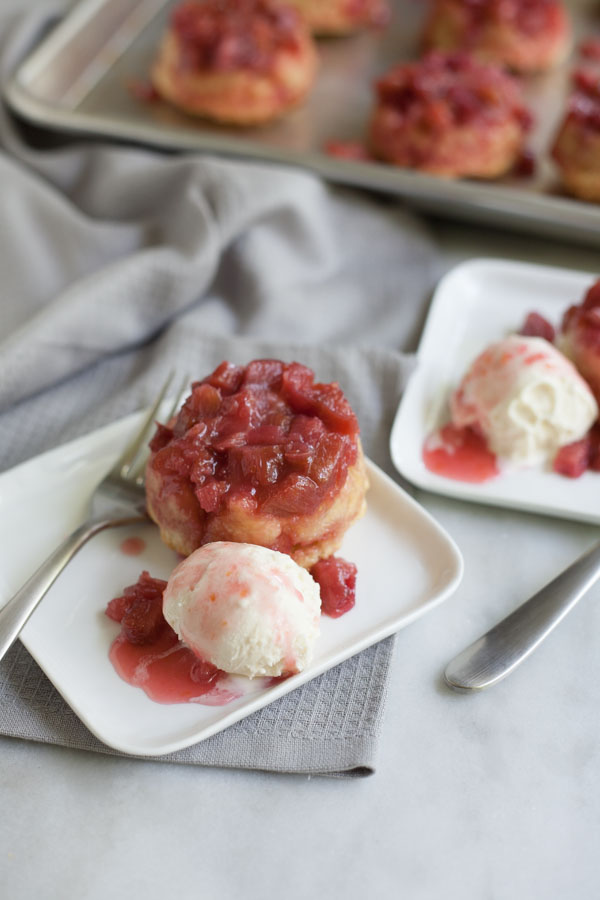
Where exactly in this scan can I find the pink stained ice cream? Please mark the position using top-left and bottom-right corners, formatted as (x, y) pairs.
(451, 335), (598, 465)
(162, 542), (321, 679)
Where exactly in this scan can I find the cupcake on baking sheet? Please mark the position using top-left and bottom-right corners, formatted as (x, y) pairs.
(423, 0), (572, 74)
(551, 67), (600, 202)
(145, 359), (369, 570)
(285, 0), (390, 36)
(151, 0), (318, 125)
(368, 52), (532, 178)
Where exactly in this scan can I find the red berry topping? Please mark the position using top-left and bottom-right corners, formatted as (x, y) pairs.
(105, 594), (129, 623)
(566, 71), (600, 130)
(148, 359), (359, 522)
(375, 52), (530, 132)
(513, 149), (537, 178)
(589, 424), (600, 471)
(149, 422), (174, 453)
(583, 279), (600, 310)
(553, 437), (591, 478)
(171, 0), (302, 74)
(311, 556), (357, 618)
(459, 0), (565, 36)
(519, 311), (555, 342)
(204, 361), (245, 394)
(580, 39), (600, 61)
(106, 571), (170, 645)
(562, 279), (600, 354)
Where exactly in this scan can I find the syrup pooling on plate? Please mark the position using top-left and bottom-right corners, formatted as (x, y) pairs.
(119, 536), (146, 557)
(423, 423), (499, 483)
(109, 630), (242, 706)
(106, 571), (241, 705)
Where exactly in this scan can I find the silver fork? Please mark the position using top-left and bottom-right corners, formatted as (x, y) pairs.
(0, 371), (189, 664)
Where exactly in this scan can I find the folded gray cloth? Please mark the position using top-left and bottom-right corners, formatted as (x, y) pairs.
(0, 4), (439, 775)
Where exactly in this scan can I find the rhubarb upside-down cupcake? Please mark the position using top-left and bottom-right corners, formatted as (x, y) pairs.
(560, 278), (600, 404)
(145, 360), (369, 569)
(551, 69), (600, 202)
(286, 0), (390, 36)
(151, 0), (318, 125)
(368, 52), (532, 178)
(422, 0), (572, 74)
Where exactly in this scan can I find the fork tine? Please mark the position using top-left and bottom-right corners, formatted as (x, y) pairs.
(166, 372), (191, 425)
(115, 371), (175, 479)
(128, 372), (191, 485)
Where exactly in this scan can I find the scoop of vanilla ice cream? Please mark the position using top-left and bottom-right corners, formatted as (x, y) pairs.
(163, 542), (321, 679)
(450, 335), (598, 465)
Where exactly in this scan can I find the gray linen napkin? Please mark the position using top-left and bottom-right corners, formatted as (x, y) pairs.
(0, 5), (440, 775)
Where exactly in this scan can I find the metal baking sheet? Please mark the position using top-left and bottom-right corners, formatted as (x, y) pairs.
(6, 0), (600, 245)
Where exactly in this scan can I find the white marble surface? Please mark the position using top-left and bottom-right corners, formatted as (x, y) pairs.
(2, 2), (600, 897)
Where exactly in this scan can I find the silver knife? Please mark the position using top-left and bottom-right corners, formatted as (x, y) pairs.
(444, 539), (600, 692)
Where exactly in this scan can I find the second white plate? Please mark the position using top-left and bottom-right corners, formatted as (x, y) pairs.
(391, 258), (600, 524)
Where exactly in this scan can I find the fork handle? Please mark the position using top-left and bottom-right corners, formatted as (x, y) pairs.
(0, 515), (143, 663)
(444, 539), (600, 692)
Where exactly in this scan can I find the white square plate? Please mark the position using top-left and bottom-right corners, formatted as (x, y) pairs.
(0, 412), (463, 756)
(391, 258), (600, 523)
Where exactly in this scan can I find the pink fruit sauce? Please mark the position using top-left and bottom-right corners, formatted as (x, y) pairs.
(109, 630), (241, 706)
(423, 423), (499, 483)
(119, 537), (146, 556)
(106, 571), (241, 706)
(424, 421), (600, 483)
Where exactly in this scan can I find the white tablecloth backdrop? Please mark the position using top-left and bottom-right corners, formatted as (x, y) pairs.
(1, 2), (599, 898)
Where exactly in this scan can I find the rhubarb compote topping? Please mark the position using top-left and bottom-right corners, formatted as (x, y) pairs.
(147, 359), (359, 534)
(171, 0), (303, 74)
(375, 52), (531, 133)
(311, 556), (357, 617)
(458, 0), (565, 37)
